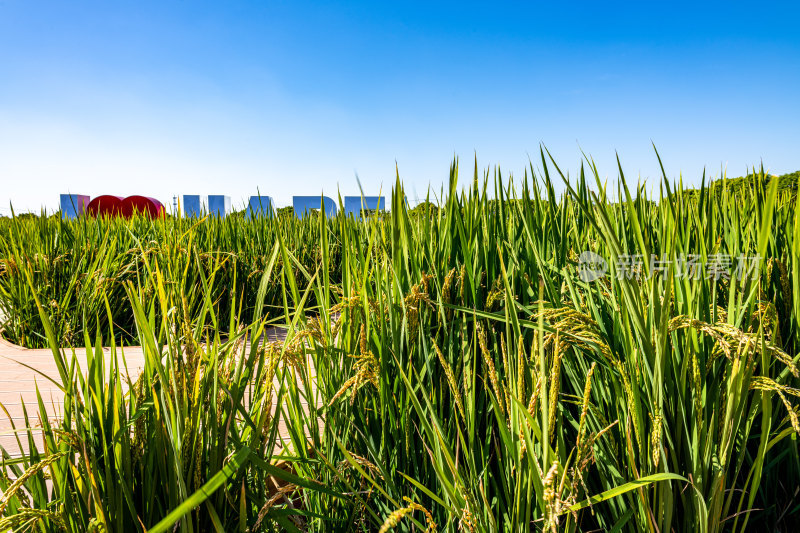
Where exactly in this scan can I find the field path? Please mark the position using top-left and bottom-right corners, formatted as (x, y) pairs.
(0, 328), (312, 458)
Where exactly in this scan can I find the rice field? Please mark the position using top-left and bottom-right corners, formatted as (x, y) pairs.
(1, 154), (799, 532)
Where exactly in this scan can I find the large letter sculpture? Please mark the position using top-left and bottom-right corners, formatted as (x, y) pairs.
(292, 196), (337, 219)
(344, 196), (385, 219)
(60, 194), (90, 219)
(86, 195), (164, 218)
(87, 195), (125, 217)
(183, 195), (207, 218)
(119, 196), (165, 218)
(208, 195), (231, 217)
(60, 191), (387, 220)
(246, 195), (275, 219)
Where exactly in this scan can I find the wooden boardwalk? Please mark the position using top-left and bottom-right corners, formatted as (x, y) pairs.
(0, 329), (313, 458)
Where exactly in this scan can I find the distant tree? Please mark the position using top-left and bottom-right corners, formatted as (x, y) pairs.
(277, 206), (296, 220)
(409, 201), (440, 218)
(685, 169), (799, 199)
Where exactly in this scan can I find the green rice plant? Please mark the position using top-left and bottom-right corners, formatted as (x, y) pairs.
(1, 153), (799, 531)
(275, 157), (800, 531)
(0, 243), (336, 532)
(0, 207), (336, 348)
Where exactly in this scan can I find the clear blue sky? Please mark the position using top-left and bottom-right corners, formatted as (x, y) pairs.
(1, 1), (798, 213)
